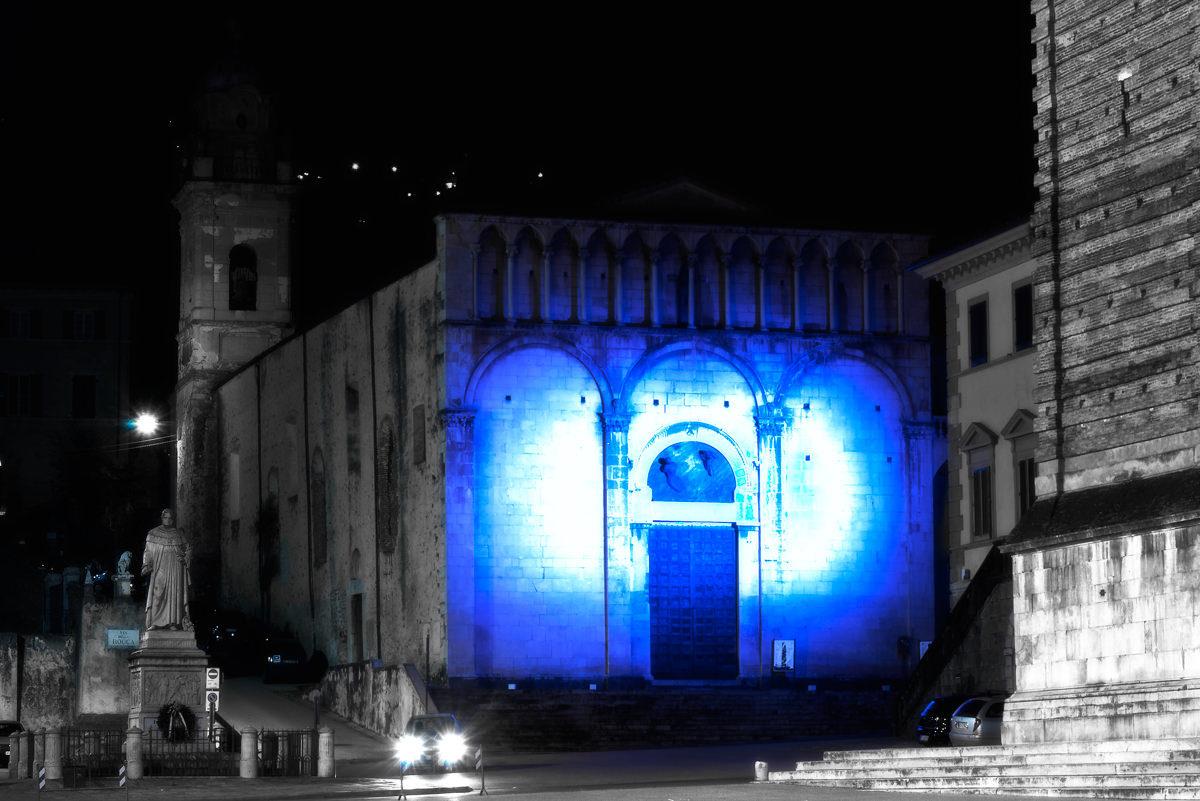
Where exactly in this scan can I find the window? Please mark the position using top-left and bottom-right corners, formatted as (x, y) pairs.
(65, 309), (103, 340)
(229, 244), (258, 311)
(72, 374), (96, 418)
(2, 373), (40, 417)
(960, 423), (998, 540)
(970, 462), (994, 539)
(1002, 410), (1038, 522)
(1013, 282), (1033, 352)
(1017, 455), (1037, 518)
(968, 299), (988, 366)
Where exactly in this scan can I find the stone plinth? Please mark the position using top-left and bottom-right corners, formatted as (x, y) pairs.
(128, 629), (210, 736)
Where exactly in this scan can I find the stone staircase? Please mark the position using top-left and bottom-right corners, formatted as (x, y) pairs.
(766, 738), (1200, 798)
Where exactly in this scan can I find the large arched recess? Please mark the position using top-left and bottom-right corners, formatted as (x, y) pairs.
(466, 339), (610, 678)
(618, 340), (765, 681)
(769, 347), (915, 676)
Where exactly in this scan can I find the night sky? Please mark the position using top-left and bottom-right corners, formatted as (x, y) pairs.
(1, 6), (1034, 404)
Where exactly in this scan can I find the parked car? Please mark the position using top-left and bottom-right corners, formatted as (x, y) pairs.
(948, 695), (1007, 746)
(263, 637), (309, 683)
(916, 694), (970, 745)
(0, 720), (23, 768)
(396, 714), (471, 772)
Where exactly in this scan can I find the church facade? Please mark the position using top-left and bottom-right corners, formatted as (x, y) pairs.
(189, 192), (942, 685)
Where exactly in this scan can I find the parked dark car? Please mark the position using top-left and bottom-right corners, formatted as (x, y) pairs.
(396, 714), (470, 772)
(916, 694), (970, 745)
(948, 695), (1007, 746)
(0, 720), (23, 768)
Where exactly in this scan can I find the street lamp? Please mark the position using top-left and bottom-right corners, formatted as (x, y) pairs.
(131, 413), (161, 436)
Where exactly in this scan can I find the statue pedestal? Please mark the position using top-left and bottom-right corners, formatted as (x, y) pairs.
(128, 630), (210, 736)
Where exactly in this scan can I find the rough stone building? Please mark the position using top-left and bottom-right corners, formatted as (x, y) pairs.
(1005, 0), (1200, 743)
(174, 97), (945, 686)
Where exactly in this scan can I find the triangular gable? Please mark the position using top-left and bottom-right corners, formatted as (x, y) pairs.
(612, 178), (755, 216)
(1000, 409), (1037, 439)
(959, 422), (998, 451)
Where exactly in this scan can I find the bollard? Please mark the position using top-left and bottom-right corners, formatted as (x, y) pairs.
(33, 729), (46, 781)
(125, 727), (143, 780)
(16, 730), (31, 779)
(239, 727), (258, 778)
(754, 760), (769, 781)
(8, 729), (21, 780)
(317, 726), (334, 778)
(45, 729), (62, 781)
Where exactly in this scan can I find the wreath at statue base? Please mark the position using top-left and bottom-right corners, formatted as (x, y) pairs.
(157, 702), (196, 743)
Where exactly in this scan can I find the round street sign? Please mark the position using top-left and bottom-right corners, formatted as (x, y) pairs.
(207, 690), (220, 711)
(206, 668), (221, 689)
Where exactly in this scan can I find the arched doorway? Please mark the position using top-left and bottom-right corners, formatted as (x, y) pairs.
(632, 429), (753, 681)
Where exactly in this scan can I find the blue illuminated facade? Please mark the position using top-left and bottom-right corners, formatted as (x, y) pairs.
(211, 207), (943, 688)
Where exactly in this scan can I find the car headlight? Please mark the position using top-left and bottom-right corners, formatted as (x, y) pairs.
(437, 732), (467, 764)
(396, 734), (425, 765)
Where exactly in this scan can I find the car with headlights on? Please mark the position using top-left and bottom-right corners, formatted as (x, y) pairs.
(396, 714), (471, 772)
(916, 694), (970, 746)
(948, 695), (1007, 746)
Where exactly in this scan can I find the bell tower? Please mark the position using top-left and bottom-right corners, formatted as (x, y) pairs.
(173, 76), (294, 599)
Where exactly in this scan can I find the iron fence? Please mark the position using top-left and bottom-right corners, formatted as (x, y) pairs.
(259, 729), (318, 777)
(143, 724), (240, 776)
(62, 728), (125, 783)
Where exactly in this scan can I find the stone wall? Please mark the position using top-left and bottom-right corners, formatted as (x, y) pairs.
(321, 661), (429, 740)
(0, 633), (76, 729)
(76, 592), (141, 716)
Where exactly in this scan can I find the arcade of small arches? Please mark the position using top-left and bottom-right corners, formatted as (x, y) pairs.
(466, 224), (911, 335)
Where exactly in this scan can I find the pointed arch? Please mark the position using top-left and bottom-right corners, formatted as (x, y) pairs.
(693, 235), (722, 328)
(620, 232), (649, 325)
(764, 237), (793, 330)
(656, 234), (688, 327)
(868, 242), (899, 333)
(583, 229), (615, 324)
(728, 236), (758, 329)
(475, 226), (506, 321)
(833, 241), (864, 332)
(513, 227), (544, 321)
(547, 227), (578, 322)
(799, 239), (828, 331)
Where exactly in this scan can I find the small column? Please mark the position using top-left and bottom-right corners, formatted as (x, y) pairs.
(239, 727), (259, 778)
(504, 245), (517, 322)
(613, 251), (624, 325)
(719, 254), (731, 329)
(317, 726), (335, 778)
(468, 244), (480, 320)
(894, 269), (905, 334)
(826, 260), (836, 330)
(860, 263), (870, 332)
(578, 247), (590, 324)
(791, 257), (803, 331)
(540, 251), (552, 322)
(45, 729), (62, 781)
(125, 727), (143, 780)
(755, 254), (767, 331)
(686, 253), (697, 328)
(649, 253), (661, 327)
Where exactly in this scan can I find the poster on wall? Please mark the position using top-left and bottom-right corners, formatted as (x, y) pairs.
(772, 639), (795, 671)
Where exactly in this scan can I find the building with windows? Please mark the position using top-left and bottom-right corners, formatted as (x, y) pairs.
(0, 287), (143, 631)
(916, 222), (1036, 609)
(171, 83), (945, 694)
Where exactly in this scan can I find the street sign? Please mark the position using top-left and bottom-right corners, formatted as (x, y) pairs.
(205, 667), (221, 690)
(206, 690), (220, 711)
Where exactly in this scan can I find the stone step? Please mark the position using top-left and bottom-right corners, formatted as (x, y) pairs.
(784, 761), (1200, 779)
(765, 739), (1200, 799)
(820, 738), (1200, 761)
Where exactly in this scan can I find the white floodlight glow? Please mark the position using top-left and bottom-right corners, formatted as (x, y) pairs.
(133, 413), (160, 435)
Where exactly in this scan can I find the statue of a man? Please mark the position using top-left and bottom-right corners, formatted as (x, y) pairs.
(142, 508), (192, 631)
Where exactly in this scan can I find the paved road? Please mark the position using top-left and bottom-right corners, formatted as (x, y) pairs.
(0, 678), (1034, 799)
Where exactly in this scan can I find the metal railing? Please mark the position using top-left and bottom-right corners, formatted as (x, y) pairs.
(258, 729), (318, 777)
(143, 725), (240, 776)
(62, 728), (125, 782)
